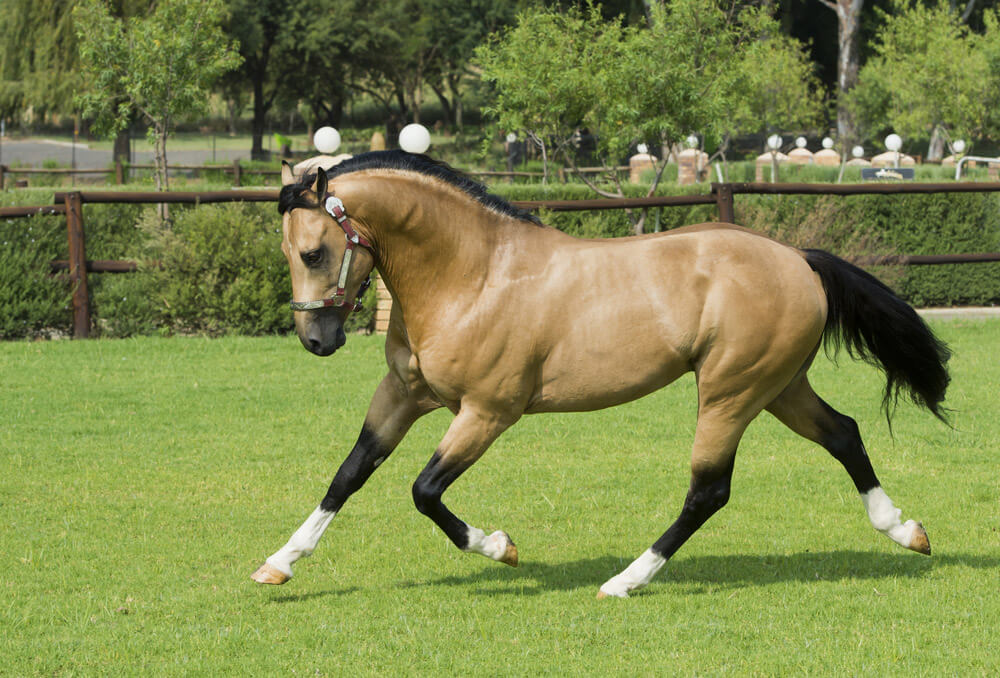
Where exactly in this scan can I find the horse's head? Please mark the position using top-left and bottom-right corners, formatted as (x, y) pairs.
(278, 162), (375, 356)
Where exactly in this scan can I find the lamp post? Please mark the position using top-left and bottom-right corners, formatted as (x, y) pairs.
(885, 133), (902, 169)
(767, 134), (782, 182)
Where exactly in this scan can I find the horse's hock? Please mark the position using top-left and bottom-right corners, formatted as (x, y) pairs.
(375, 275), (393, 334)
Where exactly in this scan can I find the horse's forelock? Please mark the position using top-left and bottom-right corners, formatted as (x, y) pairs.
(277, 173), (320, 215)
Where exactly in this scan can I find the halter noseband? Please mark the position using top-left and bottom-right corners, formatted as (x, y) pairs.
(289, 196), (373, 313)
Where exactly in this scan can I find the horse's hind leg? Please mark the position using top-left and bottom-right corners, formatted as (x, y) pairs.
(598, 406), (749, 599)
(765, 375), (931, 555)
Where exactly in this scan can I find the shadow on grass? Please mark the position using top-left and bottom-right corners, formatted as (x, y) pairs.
(393, 550), (1000, 597)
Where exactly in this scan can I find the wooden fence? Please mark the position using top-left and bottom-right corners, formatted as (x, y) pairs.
(3, 181), (999, 338)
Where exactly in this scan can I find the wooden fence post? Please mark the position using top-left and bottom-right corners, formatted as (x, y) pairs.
(714, 183), (735, 224)
(65, 192), (90, 338)
(233, 159), (242, 187)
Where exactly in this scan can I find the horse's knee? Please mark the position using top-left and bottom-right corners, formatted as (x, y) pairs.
(411, 477), (437, 516)
(685, 475), (731, 517)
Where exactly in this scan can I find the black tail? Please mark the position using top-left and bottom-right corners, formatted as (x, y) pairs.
(804, 249), (951, 423)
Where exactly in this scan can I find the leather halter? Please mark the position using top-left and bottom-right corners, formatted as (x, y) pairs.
(288, 197), (373, 313)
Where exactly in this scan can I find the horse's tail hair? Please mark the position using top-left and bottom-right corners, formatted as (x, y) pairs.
(804, 248), (951, 424)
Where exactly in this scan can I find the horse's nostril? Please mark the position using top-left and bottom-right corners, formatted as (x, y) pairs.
(308, 338), (323, 353)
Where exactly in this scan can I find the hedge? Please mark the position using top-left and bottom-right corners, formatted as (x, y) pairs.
(1, 183), (997, 339)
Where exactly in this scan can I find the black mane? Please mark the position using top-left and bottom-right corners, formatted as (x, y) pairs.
(277, 150), (542, 225)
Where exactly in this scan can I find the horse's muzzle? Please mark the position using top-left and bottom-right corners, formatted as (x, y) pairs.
(298, 313), (346, 356)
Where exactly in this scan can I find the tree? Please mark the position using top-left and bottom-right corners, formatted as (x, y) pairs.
(726, 14), (826, 167)
(75, 0), (242, 191)
(850, 0), (999, 158)
(223, 0), (291, 160)
(478, 0), (776, 233)
(0, 0), (81, 126)
(816, 0), (864, 144)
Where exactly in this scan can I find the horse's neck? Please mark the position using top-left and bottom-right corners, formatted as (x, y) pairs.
(340, 173), (512, 312)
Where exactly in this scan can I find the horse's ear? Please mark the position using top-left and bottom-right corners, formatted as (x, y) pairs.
(315, 167), (329, 202)
(281, 161), (295, 186)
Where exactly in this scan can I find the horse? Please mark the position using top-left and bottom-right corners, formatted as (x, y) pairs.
(251, 150), (950, 598)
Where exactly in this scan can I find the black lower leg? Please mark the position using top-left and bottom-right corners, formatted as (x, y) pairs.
(412, 451), (472, 550)
(651, 457), (735, 560)
(319, 426), (393, 513)
(816, 399), (880, 494)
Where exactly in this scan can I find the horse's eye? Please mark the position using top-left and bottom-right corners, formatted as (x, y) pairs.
(301, 248), (324, 267)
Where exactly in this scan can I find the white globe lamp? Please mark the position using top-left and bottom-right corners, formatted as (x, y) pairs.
(884, 134), (902, 152)
(313, 126), (341, 154)
(952, 139), (966, 154)
(505, 132), (518, 144)
(821, 137), (834, 150)
(685, 134), (699, 149)
(636, 143), (649, 155)
(399, 123), (431, 154)
(795, 136), (807, 149)
(852, 145), (864, 159)
(767, 134), (782, 151)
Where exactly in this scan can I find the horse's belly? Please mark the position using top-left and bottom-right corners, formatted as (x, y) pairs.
(525, 342), (690, 413)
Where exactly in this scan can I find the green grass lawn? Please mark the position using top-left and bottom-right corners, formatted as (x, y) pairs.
(2, 321), (999, 675)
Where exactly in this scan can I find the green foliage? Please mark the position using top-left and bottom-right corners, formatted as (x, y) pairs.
(137, 203), (292, 336)
(850, 1), (1000, 146)
(736, 193), (1000, 306)
(0, 0), (81, 120)
(0, 212), (71, 338)
(74, 0), (242, 189)
(728, 12), (825, 140)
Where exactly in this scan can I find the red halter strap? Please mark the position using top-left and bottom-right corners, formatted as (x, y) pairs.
(288, 197), (373, 313)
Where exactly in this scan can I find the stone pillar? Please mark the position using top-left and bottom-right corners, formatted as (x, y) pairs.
(812, 149), (840, 167)
(375, 275), (393, 334)
(678, 148), (709, 185)
(787, 148), (814, 165)
(870, 152), (915, 168)
(754, 151), (788, 182)
(628, 153), (656, 183)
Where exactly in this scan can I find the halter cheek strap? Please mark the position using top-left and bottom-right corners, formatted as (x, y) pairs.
(289, 197), (373, 313)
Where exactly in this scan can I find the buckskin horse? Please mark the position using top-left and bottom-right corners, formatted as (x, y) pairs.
(251, 150), (949, 598)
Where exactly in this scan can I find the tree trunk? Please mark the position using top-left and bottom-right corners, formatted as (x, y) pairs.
(112, 128), (131, 163)
(430, 81), (454, 128)
(820, 0), (864, 142)
(251, 76), (269, 161)
(927, 126), (946, 163)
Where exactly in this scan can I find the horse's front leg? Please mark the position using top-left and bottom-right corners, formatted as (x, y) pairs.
(411, 405), (519, 566)
(251, 373), (439, 584)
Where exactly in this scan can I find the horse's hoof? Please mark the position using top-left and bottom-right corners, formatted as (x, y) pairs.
(251, 562), (290, 585)
(596, 588), (627, 600)
(497, 532), (519, 567)
(908, 522), (931, 555)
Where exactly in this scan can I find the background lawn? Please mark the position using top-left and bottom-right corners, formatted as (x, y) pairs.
(2, 321), (998, 675)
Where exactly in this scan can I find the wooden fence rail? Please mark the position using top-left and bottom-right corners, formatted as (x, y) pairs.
(3, 181), (999, 338)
